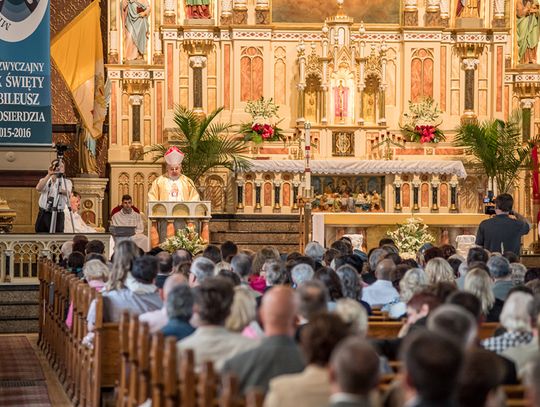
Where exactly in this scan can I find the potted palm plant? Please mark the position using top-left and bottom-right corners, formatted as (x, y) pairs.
(145, 106), (251, 186)
(454, 112), (532, 194)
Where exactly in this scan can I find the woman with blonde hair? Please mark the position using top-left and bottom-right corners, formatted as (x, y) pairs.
(464, 268), (495, 318)
(225, 286), (262, 338)
(387, 268), (428, 319)
(424, 257), (455, 285)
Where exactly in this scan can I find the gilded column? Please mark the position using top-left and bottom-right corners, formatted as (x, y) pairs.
(273, 181), (282, 212)
(255, 181), (262, 212)
(292, 181), (300, 211)
(450, 177), (459, 212)
(462, 58), (479, 122)
(189, 56), (207, 113)
(236, 180), (245, 211)
(431, 177), (440, 212)
(393, 177), (402, 212)
(520, 98), (535, 142)
(129, 94), (144, 160)
(296, 41), (306, 124)
(321, 26), (329, 125)
(357, 25), (366, 126)
(378, 42), (388, 126)
(412, 177), (420, 212)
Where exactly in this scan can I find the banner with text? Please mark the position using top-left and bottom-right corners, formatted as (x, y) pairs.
(0, 0), (51, 145)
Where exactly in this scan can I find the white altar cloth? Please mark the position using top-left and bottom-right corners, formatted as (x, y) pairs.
(240, 160), (467, 178)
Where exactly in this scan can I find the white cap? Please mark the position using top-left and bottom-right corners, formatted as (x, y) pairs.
(164, 146), (185, 166)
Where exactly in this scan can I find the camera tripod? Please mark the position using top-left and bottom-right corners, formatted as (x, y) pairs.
(48, 159), (75, 233)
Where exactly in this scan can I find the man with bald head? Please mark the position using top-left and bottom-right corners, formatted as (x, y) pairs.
(222, 285), (305, 393)
(139, 272), (188, 332)
(361, 259), (399, 307)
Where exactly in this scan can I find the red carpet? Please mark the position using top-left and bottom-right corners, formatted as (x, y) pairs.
(0, 336), (51, 406)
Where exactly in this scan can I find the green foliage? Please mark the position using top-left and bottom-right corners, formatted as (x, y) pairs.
(145, 106), (251, 184)
(454, 112), (532, 194)
(160, 226), (206, 255)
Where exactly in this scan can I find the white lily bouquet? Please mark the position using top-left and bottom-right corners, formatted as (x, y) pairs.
(160, 225), (207, 255)
(387, 217), (434, 259)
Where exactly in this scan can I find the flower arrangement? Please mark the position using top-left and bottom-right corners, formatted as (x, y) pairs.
(240, 97), (284, 143)
(160, 225), (207, 255)
(387, 217), (434, 258)
(399, 98), (445, 143)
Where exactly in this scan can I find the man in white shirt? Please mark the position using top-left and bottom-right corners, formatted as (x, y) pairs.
(35, 159), (72, 233)
(361, 259), (399, 307)
(111, 194), (149, 251)
(64, 191), (96, 234)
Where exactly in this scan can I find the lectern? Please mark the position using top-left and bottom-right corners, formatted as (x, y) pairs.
(147, 201), (212, 248)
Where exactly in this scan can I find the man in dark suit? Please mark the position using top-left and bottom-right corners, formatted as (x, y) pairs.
(221, 285), (305, 394)
(475, 193), (530, 255)
(328, 337), (380, 407)
(401, 331), (463, 407)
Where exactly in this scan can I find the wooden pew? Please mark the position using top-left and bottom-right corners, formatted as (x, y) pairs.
(478, 322), (500, 340)
(150, 332), (165, 407)
(504, 385), (527, 407)
(117, 311), (130, 407)
(368, 321), (403, 339)
(90, 291), (121, 407)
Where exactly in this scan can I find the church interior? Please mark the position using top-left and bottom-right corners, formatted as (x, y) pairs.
(1, 0), (540, 405)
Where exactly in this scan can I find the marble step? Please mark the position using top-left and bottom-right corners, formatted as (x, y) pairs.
(210, 221), (300, 233)
(0, 284), (40, 334)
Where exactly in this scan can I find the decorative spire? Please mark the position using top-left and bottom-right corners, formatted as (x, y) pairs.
(336, 0), (345, 16)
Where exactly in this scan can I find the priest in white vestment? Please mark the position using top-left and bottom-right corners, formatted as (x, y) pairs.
(111, 194), (150, 252)
(147, 146), (200, 202)
(64, 191), (97, 234)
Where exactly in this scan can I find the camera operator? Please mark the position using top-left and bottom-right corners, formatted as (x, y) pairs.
(35, 158), (72, 233)
(475, 193), (530, 255)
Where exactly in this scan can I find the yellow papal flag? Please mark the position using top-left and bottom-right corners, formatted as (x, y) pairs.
(51, 1), (106, 139)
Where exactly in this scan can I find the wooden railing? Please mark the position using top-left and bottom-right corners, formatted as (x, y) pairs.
(2, 233), (111, 283)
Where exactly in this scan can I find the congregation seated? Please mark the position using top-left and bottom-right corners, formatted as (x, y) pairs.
(38, 235), (540, 407)
(481, 291), (533, 354)
(161, 284), (195, 340)
(96, 255), (162, 323)
(87, 241), (162, 328)
(502, 295), (540, 378)
(139, 272), (187, 333)
(264, 313), (350, 407)
(177, 277), (257, 371)
(328, 337), (381, 407)
(222, 285), (305, 394)
(361, 259), (399, 307)
(401, 330), (464, 407)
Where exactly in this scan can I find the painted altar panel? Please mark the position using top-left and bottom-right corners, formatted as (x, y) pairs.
(271, 0), (400, 23)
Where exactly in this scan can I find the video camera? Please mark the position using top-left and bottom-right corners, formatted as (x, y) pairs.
(483, 190), (496, 215)
(52, 143), (69, 172)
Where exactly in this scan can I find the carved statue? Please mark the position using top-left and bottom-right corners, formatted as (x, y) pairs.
(334, 80), (349, 123)
(186, 0), (211, 18)
(516, 0), (540, 64)
(456, 0), (480, 18)
(122, 0), (151, 61)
